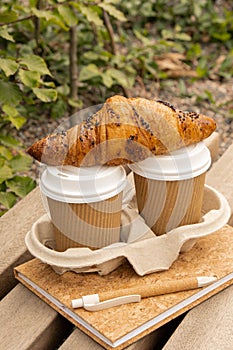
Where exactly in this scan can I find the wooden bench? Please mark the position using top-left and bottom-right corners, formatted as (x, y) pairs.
(1, 132), (233, 350)
(162, 140), (233, 350)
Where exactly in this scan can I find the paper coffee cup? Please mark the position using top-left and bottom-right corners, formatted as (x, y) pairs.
(40, 165), (126, 251)
(129, 142), (211, 236)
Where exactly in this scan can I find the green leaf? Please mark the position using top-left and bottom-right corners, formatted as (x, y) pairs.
(0, 58), (19, 77)
(2, 104), (18, 117)
(0, 182), (6, 191)
(2, 104), (26, 129)
(0, 10), (18, 23)
(212, 32), (231, 42)
(71, 3), (103, 26)
(31, 7), (54, 20)
(79, 64), (100, 81)
(6, 176), (36, 198)
(29, 0), (38, 6)
(106, 68), (129, 88)
(133, 29), (151, 46)
(18, 69), (40, 88)
(193, 3), (203, 18)
(161, 29), (174, 40)
(101, 71), (113, 88)
(0, 134), (21, 148)
(56, 84), (69, 96)
(175, 32), (192, 41)
(31, 7), (69, 30)
(9, 154), (32, 173)
(20, 55), (52, 76)
(0, 164), (13, 184)
(101, 0), (121, 3)
(0, 81), (22, 106)
(196, 66), (208, 78)
(58, 4), (78, 27)
(83, 51), (100, 61)
(83, 50), (111, 62)
(99, 3), (127, 22)
(8, 115), (27, 130)
(0, 191), (16, 209)
(0, 146), (12, 160)
(204, 90), (215, 104)
(41, 81), (56, 88)
(0, 26), (15, 42)
(51, 99), (67, 119)
(32, 88), (57, 102)
(68, 98), (83, 108)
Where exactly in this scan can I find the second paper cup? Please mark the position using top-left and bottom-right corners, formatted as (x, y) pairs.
(129, 142), (211, 237)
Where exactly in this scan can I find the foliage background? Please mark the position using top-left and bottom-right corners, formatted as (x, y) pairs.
(0, 0), (233, 215)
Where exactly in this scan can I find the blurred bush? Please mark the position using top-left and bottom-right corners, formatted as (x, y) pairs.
(0, 0), (232, 214)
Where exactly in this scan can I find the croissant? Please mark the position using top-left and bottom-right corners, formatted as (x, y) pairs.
(27, 95), (216, 166)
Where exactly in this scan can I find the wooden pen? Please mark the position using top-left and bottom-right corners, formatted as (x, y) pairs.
(71, 276), (217, 309)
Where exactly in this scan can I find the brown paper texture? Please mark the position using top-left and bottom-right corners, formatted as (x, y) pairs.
(134, 173), (206, 235)
(47, 193), (123, 250)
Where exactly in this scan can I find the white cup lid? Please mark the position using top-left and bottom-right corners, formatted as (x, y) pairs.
(40, 165), (126, 203)
(128, 142), (211, 181)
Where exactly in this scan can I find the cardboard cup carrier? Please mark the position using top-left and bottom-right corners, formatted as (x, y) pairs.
(40, 165), (126, 251)
(129, 142), (211, 236)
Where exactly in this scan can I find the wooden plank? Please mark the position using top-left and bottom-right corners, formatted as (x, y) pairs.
(0, 187), (45, 299)
(206, 142), (233, 225)
(162, 143), (233, 350)
(58, 324), (167, 350)
(162, 285), (233, 350)
(59, 329), (104, 350)
(204, 131), (220, 162)
(0, 284), (72, 350)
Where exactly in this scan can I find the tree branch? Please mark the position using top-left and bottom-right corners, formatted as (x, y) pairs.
(69, 25), (78, 114)
(102, 10), (116, 55)
(102, 10), (130, 97)
(34, 0), (44, 55)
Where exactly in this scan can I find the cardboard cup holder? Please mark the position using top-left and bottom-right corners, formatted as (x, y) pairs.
(25, 184), (231, 276)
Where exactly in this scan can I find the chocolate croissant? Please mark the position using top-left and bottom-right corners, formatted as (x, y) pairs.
(27, 95), (216, 166)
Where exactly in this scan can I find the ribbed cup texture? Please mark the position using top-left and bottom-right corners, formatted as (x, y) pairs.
(47, 193), (122, 251)
(134, 172), (206, 236)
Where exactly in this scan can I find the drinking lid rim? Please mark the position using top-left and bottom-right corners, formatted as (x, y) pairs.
(39, 165), (127, 203)
(128, 142), (211, 180)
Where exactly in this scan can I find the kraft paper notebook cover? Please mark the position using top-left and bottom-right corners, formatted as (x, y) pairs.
(15, 225), (233, 350)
